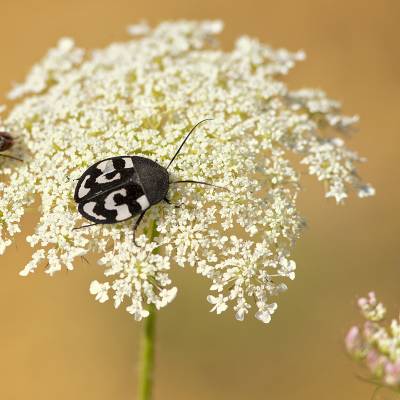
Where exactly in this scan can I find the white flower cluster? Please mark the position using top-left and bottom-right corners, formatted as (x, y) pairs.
(0, 21), (373, 322)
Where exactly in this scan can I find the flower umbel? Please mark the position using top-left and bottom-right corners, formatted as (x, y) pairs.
(345, 292), (400, 392)
(0, 21), (373, 322)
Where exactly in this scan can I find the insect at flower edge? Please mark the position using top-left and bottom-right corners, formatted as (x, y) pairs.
(0, 131), (22, 162)
(73, 119), (224, 244)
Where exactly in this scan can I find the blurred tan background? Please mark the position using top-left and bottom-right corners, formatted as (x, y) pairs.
(1, 0), (399, 399)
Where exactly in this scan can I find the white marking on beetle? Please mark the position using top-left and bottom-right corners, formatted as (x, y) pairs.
(78, 175), (91, 198)
(96, 172), (121, 184)
(137, 194), (150, 210)
(123, 157), (134, 168)
(83, 202), (106, 220)
(97, 159), (115, 173)
(104, 189), (132, 221)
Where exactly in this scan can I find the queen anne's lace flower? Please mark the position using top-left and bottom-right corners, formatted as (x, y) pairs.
(346, 293), (400, 392)
(0, 21), (374, 322)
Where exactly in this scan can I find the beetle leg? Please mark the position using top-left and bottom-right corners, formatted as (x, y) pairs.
(132, 209), (148, 247)
(0, 153), (23, 162)
(164, 197), (181, 208)
(73, 222), (100, 230)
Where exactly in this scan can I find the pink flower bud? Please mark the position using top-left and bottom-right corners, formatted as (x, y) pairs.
(384, 360), (400, 387)
(366, 349), (385, 376)
(345, 326), (363, 355)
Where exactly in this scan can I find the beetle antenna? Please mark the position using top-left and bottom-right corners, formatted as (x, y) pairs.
(166, 118), (213, 170)
(0, 154), (23, 162)
(170, 180), (230, 192)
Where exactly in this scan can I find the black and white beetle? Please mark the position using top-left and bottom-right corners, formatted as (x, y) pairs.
(0, 131), (22, 162)
(73, 119), (224, 245)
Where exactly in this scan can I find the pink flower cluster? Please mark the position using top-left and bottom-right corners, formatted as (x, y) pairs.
(345, 292), (400, 391)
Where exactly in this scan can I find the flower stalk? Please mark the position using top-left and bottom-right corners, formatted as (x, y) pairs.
(138, 220), (159, 400)
(138, 303), (156, 400)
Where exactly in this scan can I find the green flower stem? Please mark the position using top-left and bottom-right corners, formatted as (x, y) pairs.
(138, 303), (157, 400)
(138, 220), (158, 400)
